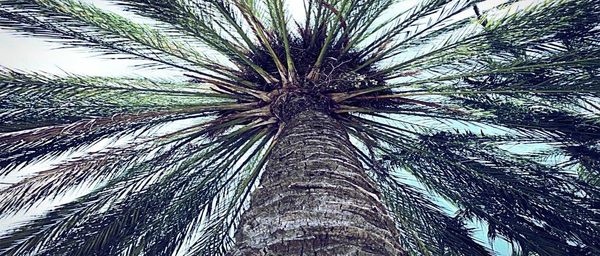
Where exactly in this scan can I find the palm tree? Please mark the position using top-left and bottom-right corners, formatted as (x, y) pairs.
(0, 0), (599, 255)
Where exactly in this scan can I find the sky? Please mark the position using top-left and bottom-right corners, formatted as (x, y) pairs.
(0, 0), (547, 254)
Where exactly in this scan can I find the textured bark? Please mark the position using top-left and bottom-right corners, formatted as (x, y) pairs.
(232, 109), (404, 255)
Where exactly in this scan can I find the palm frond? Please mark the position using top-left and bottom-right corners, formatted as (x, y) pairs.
(376, 0), (599, 80)
(387, 132), (600, 255)
(0, 69), (234, 130)
(0, 143), (150, 214)
(114, 0), (277, 83)
(0, 117), (274, 255)
(186, 127), (277, 255)
(39, 128), (270, 255)
(0, 112), (178, 173)
(358, 0), (484, 68)
(340, 109), (600, 255)
(350, 137), (491, 256)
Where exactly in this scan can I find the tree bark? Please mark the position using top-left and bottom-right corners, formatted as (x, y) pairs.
(233, 109), (404, 255)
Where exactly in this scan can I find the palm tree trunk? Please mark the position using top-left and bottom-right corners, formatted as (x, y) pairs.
(233, 109), (404, 255)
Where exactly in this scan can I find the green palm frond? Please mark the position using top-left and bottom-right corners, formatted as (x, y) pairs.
(187, 129), (275, 255)
(344, 109), (600, 254)
(0, 0), (223, 73)
(350, 139), (491, 256)
(0, 143), (153, 214)
(374, 0), (599, 80)
(39, 127), (272, 256)
(1, 117), (275, 255)
(114, 0), (279, 83)
(0, 112), (177, 172)
(0, 69), (232, 128)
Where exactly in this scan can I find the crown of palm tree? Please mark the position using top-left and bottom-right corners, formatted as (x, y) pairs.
(0, 0), (599, 255)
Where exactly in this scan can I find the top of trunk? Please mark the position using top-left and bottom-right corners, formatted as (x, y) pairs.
(269, 89), (334, 121)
